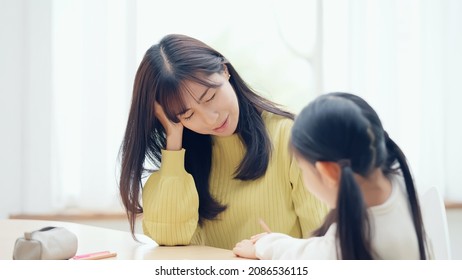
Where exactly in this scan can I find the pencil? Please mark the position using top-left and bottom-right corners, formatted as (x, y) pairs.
(258, 218), (272, 233)
(72, 251), (117, 260)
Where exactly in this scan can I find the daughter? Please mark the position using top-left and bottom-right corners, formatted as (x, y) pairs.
(233, 92), (431, 259)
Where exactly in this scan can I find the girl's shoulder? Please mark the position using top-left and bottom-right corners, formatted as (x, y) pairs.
(369, 174), (407, 214)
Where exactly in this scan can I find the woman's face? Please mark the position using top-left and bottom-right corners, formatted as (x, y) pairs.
(177, 71), (239, 136)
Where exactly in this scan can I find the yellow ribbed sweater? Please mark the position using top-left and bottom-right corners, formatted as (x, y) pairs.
(142, 111), (328, 249)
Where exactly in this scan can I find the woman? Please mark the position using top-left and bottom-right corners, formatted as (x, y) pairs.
(119, 34), (327, 249)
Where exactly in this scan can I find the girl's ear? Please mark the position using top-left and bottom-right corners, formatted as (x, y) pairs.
(315, 161), (341, 189)
(223, 64), (229, 76)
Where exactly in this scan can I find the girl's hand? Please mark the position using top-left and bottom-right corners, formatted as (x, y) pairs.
(154, 102), (183, 150)
(250, 232), (269, 243)
(233, 232), (269, 259)
(233, 239), (258, 259)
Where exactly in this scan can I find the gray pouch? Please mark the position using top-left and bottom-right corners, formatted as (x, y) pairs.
(13, 226), (78, 260)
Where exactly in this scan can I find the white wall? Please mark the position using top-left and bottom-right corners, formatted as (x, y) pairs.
(0, 0), (53, 218)
(0, 0), (24, 218)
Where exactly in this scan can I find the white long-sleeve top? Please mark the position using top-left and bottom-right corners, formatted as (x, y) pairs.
(255, 175), (431, 259)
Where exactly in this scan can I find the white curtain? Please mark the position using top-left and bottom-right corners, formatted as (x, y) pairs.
(6, 0), (459, 217)
(322, 0), (462, 201)
(50, 0), (136, 211)
(47, 0), (318, 212)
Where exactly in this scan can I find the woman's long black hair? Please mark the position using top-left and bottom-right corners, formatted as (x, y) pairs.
(119, 34), (293, 237)
(291, 92), (427, 259)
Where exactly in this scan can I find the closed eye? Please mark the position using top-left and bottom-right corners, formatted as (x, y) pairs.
(205, 93), (216, 102)
(183, 112), (194, 120)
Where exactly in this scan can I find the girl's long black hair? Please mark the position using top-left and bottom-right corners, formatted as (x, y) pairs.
(291, 92), (427, 259)
(119, 34), (293, 237)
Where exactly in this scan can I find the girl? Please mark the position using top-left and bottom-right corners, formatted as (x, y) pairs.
(118, 34), (327, 250)
(233, 92), (431, 259)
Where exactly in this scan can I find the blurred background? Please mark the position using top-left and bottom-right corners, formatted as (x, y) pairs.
(1, 0), (461, 258)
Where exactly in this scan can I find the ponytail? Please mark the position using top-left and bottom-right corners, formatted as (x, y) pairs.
(292, 92), (429, 259)
(337, 163), (373, 259)
(384, 132), (427, 259)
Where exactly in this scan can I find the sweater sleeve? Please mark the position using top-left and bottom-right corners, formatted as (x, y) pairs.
(255, 228), (337, 259)
(142, 149), (199, 245)
(289, 153), (329, 238)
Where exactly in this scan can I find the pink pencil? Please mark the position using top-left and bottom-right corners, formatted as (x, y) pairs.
(258, 218), (272, 233)
(72, 251), (117, 260)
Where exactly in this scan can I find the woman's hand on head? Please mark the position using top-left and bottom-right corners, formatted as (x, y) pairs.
(154, 102), (184, 151)
(233, 239), (258, 259)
